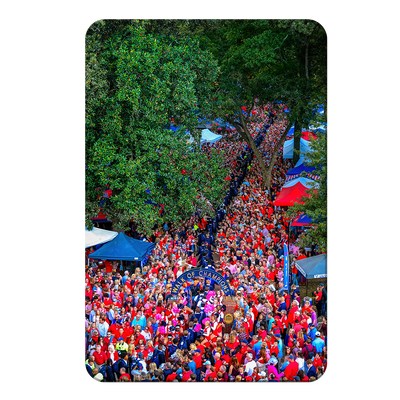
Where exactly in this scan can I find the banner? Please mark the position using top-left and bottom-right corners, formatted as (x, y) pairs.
(171, 268), (234, 296)
(283, 242), (289, 290)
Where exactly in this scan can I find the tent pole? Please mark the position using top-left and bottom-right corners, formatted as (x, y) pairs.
(306, 279), (308, 297)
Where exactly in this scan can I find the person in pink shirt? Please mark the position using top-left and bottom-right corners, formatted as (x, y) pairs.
(267, 250), (275, 267)
(267, 357), (284, 380)
(228, 260), (237, 275)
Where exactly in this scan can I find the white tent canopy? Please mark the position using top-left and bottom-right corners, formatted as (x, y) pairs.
(85, 227), (118, 249)
(201, 129), (222, 144)
(283, 137), (311, 159)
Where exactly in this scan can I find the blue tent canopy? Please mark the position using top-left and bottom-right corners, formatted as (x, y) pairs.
(88, 232), (155, 261)
(286, 163), (316, 176)
(287, 124), (295, 136)
(291, 213), (313, 226)
(295, 254), (327, 279)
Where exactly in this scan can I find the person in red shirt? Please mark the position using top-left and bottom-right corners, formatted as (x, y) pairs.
(269, 340), (279, 357)
(287, 300), (299, 327)
(104, 260), (113, 274)
(119, 369), (131, 381)
(103, 293), (112, 310)
(92, 345), (107, 368)
(284, 355), (299, 381)
(108, 320), (122, 337)
(313, 353), (323, 369)
(166, 370), (178, 382)
(193, 350), (203, 370)
(181, 364), (192, 381)
(213, 352), (223, 372)
(123, 320), (134, 335)
(104, 331), (117, 348)
(106, 344), (119, 364)
(295, 251), (307, 284)
(266, 289), (276, 308)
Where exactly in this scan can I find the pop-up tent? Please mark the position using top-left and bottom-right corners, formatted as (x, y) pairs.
(295, 254), (327, 279)
(274, 177), (316, 206)
(214, 118), (236, 131)
(291, 213), (313, 226)
(283, 131), (317, 159)
(88, 232), (155, 261)
(201, 129), (222, 144)
(283, 137), (312, 159)
(286, 163), (317, 176)
(85, 227), (118, 249)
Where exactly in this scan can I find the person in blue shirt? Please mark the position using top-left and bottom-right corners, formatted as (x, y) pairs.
(276, 296), (288, 315)
(306, 359), (317, 378)
(131, 310), (146, 329)
(312, 332), (325, 353)
(121, 271), (129, 286)
(274, 333), (283, 358)
(188, 354), (197, 374)
(252, 336), (263, 357)
(308, 323), (318, 340)
(151, 319), (159, 334)
(89, 307), (98, 323)
(266, 313), (278, 334)
(98, 317), (109, 337)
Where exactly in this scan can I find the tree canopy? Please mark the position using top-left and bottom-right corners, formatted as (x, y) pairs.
(85, 19), (327, 234)
(287, 113), (327, 252)
(85, 20), (228, 234)
(180, 19), (327, 187)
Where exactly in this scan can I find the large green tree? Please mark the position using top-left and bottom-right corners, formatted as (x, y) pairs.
(86, 20), (228, 234)
(186, 19), (327, 188)
(287, 114), (327, 252)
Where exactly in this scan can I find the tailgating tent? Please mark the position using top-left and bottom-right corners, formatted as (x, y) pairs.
(283, 138), (294, 158)
(274, 186), (307, 206)
(274, 177), (316, 206)
(85, 227), (118, 249)
(283, 137), (312, 159)
(201, 129), (222, 144)
(283, 131), (317, 159)
(286, 163), (317, 176)
(214, 118), (236, 131)
(295, 254), (327, 279)
(287, 124), (295, 136)
(291, 213), (313, 226)
(88, 232), (155, 261)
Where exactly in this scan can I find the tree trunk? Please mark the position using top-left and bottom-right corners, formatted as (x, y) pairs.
(293, 118), (302, 166)
(265, 120), (293, 188)
(242, 127), (269, 189)
(228, 109), (269, 189)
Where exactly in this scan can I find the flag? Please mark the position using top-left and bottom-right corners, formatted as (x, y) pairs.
(283, 242), (289, 290)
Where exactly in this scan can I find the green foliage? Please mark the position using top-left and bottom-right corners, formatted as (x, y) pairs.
(184, 20), (326, 187)
(287, 114), (327, 252)
(86, 20), (228, 234)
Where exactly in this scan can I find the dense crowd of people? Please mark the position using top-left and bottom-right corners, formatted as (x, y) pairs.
(85, 104), (327, 382)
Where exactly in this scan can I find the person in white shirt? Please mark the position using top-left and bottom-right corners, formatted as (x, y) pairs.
(244, 353), (257, 376)
(141, 326), (152, 341)
(296, 350), (305, 371)
(107, 345), (118, 364)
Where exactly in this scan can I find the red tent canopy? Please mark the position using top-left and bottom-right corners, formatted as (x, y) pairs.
(301, 131), (317, 141)
(274, 183), (315, 206)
